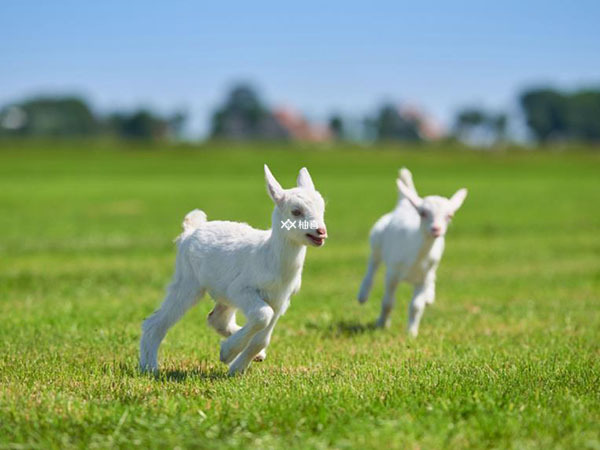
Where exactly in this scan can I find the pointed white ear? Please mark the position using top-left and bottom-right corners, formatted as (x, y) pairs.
(398, 167), (418, 196)
(449, 188), (468, 212)
(264, 164), (284, 204)
(397, 178), (423, 209)
(297, 167), (315, 191)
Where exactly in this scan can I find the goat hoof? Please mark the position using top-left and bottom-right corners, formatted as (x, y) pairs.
(375, 318), (390, 329)
(220, 341), (236, 365)
(139, 363), (158, 374)
(228, 364), (246, 376)
(253, 350), (267, 362)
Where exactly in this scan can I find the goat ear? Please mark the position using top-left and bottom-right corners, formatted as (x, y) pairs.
(449, 188), (468, 212)
(398, 167), (418, 196)
(264, 164), (285, 204)
(297, 167), (315, 191)
(397, 178), (423, 209)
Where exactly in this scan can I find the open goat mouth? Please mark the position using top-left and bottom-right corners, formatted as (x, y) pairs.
(306, 233), (326, 246)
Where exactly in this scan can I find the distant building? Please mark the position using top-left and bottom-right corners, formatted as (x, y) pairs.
(272, 108), (332, 142)
(398, 104), (446, 141)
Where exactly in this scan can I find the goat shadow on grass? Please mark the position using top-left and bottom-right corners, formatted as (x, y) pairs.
(309, 320), (378, 338)
(159, 367), (229, 382)
(107, 361), (228, 382)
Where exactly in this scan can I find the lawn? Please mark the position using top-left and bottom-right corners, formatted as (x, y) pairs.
(0, 142), (599, 449)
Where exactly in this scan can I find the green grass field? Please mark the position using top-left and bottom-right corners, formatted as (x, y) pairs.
(1, 142), (599, 449)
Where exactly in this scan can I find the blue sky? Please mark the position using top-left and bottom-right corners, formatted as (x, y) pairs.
(2, 1), (599, 136)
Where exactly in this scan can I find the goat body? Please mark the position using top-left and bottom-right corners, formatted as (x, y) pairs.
(358, 168), (467, 336)
(140, 166), (327, 375)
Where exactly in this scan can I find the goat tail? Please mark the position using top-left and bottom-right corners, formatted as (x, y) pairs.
(182, 209), (207, 232)
(398, 167), (418, 195)
(175, 209), (207, 243)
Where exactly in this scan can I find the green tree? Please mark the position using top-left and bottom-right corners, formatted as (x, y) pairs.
(454, 108), (485, 141)
(328, 114), (344, 139)
(1, 96), (97, 137)
(567, 90), (600, 141)
(107, 110), (171, 140)
(210, 84), (285, 140)
(454, 108), (508, 144)
(124, 110), (160, 139)
(167, 111), (187, 139)
(491, 113), (508, 142)
(374, 104), (421, 142)
(520, 88), (569, 143)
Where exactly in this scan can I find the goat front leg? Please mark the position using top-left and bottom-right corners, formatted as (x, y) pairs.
(209, 303), (268, 360)
(229, 315), (279, 375)
(253, 348), (267, 362)
(408, 284), (428, 337)
(423, 266), (437, 305)
(376, 269), (401, 328)
(219, 293), (274, 366)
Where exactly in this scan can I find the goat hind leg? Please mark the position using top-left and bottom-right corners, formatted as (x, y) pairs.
(140, 278), (202, 372)
(358, 251), (381, 304)
(207, 303), (241, 337)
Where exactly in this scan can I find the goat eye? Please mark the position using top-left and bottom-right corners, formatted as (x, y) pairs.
(291, 209), (303, 217)
(419, 210), (427, 218)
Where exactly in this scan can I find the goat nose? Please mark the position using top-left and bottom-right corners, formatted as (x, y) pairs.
(316, 227), (327, 237)
(431, 226), (441, 234)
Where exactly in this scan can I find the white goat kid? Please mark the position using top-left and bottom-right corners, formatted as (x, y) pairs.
(140, 165), (327, 375)
(358, 168), (467, 337)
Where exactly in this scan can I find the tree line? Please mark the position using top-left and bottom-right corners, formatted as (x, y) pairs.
(454, 88), (600, 145)
(0, 97), (185, 140)
(1, 84), (599, 145)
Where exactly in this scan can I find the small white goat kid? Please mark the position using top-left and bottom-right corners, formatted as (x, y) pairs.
(140, 165), (327, 375)
(358, 168), (467, 336)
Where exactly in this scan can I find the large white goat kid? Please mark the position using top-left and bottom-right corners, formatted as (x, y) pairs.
(140, 165), (327, 375)
(357, 168), (467, 337)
